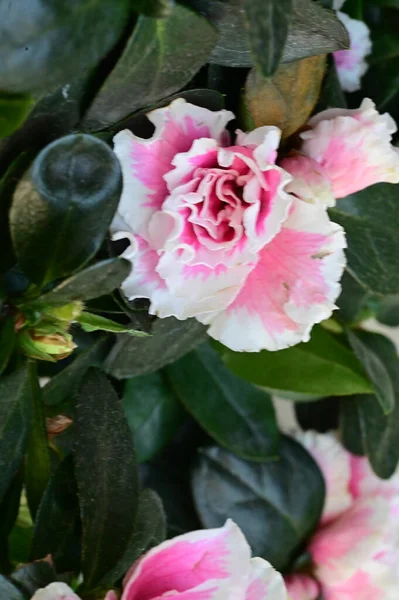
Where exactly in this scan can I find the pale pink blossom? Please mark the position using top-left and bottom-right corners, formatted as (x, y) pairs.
(285, 432), (399, 600)
(120, 520), (287, 600)
(298, 99), (399, 199)
(31, 582), (81, 600)
(279, 155), (335, 208)
(112, 98), (346, 352)
(333, 8), (372, 93)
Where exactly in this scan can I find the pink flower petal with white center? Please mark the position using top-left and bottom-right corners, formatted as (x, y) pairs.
(309, 498), (389, 586)
(31, 582), (81, 600)
(284, 575), (320, 600)
(301, 98), (399, 198)
(246, 558), (287, 600)
(280, 154), (335, 208)
(200, 198), (346, 352)
(112, 99), (233, 240)
(333, 12), (372, 93)
(121, 520), (251, 600)
(295, 431), (353, 524)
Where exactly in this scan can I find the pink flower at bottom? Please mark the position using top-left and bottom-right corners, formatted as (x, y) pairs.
(112, 98), (346, 352)
(120, 520), (287, 600)
(31, 582), (81, 600)
(285, 432), (399, 600)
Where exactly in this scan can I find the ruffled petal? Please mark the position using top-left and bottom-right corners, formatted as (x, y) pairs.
(201, 198), (346, 352)
(333, 12), (372, 93)
(280, 154), (335, 208)
(246, 558), (287, 600)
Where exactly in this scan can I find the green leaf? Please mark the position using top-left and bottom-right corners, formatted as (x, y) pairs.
(77, 312), (149, 337)
(10, 134), (122, 287)
(330, 184), (399, 295)
(0, 366), (32, 505)
(166, 344), (279, 460)
(0, 317), (16, 376)
(336, 271), (369, 324)
(0, 0), (130, 94)
(295, 396), (339, 433)
(25, 364), (52, 517)
(123, 372), (185, 463)
(0, 473), (23, 572)
(347, 330), (395, 415)
(376, 294), (399, 327)
(188, 0), (348, 68)
(340, 396), (365, 456)
(132, 0), (176, 17)
(35, 258), (131, 306)
(82, 5), (217, 130)
(105, 317), (207, 378)
(43, 336), (110, 411)
(32, 456), (80, 573)
(100, 489), (166, 586)
(0, 576), (24, 600)
(10, 560), (55, 596)
(243, 0), (292, 77)
(192, 437), (325, 571)
(216, 325), (373, 397)
(0, 93), (34, 139)
(315, 58), (346, 112)
(74, 369), (139, 590)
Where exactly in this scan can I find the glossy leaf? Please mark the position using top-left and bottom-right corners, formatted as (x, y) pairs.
(336, 271), (369, 324)
(330, 184), (399, 295)
(100, 489), (166, 586)
(0, 0), (130, 94)
(0, 93), (34, 139)
(244, 55), (326, 138)
(166, 344), (279, 460)
(0, 317), (16, 375)
(295, 397), (339, 433)
(105, 317), (207, 378)
(315, 58), (346, 111)
(74, 369), (139, 590)
(11, 560), (55, 596)
(25, 364), (52, 517)
(35, 258), (131, 306)
(10, 134), (122, 287)
(0, 366), (32, 505)
(0, 577), (24, 600)
(376, 294), (399, 327)
(124, 372), (185, 463)
(243, 0), (292, 77)
(347, 330), (395, 415)
(0, 473), (23, 572)
(83, 5), (217, 130)
(187, 0), (348, 68)
(132, 0), (176, 17)
(77, 312), (148, 337)
(216, 326), (372, 397)
(192, 438), (325, 571)
(340, 396), (365, 456)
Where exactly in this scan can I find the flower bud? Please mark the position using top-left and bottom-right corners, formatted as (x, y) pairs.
(18, 329), (76, 362)
(44, 301), (84, 323)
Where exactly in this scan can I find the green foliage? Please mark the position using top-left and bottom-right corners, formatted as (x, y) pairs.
(0, 93), (34, 139)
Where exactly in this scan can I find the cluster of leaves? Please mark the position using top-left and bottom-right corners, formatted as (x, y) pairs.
(1, 0), (399, 596)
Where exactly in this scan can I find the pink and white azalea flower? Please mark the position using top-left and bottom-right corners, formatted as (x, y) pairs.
(120, 519), (287, 600)
(285, 432), (399, 600)
(332, 0), (372, 93)
(295, 98), (399, 200)
(31, 582), (81, 600)
(112, 98), (346, 352)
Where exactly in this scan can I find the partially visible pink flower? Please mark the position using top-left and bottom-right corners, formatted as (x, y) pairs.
(280, 155), (335, 208)
(112, 98), (346, 352)
(299, 99), (399, 198)
(285, 574), (320, 600)
(120, 520), (287, 600)
(285, 432), (399, 599)
(333, 10), (372, 93)
(31, 582), (80, 600)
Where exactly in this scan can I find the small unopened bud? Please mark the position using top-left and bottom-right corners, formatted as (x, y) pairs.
(18, 329), (77, 362)
(46, 415), (73, 441)
(45, 301), (84, 322)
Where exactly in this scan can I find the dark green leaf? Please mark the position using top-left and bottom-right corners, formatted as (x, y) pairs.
(330, 184), (399, 295)
(0, 366), (32, 505)
(83, 5), (217, 130)
(192, 438), (325, 571)
(0, 317), (16, 375)
(215, 325), (372, 397)
(340, 396), (365, 456)
(43, 336), (110, 410)
(25, 364), (52, 517)
(0, 576), (24, 600)
(166, 344), (279, 460)
(243, 0), (292, 77)
(35, 259), (131, 306)
(337, 271), (369, 324)
(74, 369), (139, 590)
(105, 317), (207, 378)
(0, 93), (34, 139)
(100, 489), (166, 586)
(124, 372), (185, 463)
(0, 473), (23, 572)
(0, 0), (130, 94)
(187, 0), (348, 68)
(78, 312), (149, 336)
(376, 294), (399, 327)
(10, 134), (122, 287)
(347, 330), (395, 415)
(315, 59), (346, 112)
(32, 457), (80, 573)
(132, 0), (176, 17)
(11, 560), (55, 596)
(295, 397), (339, 433)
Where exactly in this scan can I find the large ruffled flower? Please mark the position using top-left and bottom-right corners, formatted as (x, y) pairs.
(112, 98), (346, 351)
(282, 99), (399, 204)
(286, 432), (399, 600)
